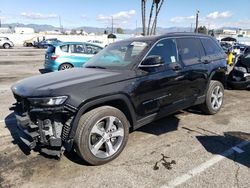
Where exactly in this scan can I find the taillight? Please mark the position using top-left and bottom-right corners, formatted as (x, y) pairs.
(51, 55), (58, 60)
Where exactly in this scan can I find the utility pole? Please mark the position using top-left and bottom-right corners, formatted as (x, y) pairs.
(59, 16), (63, 33)
(111, 16), (114, 33)
(190, 23), (193, 32)
(136, 20), (137, 35)
(0, 17), (1, 28)
(195, 10), (199, 33)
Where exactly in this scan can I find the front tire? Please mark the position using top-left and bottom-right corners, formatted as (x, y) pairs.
(74, 106), (129, 165)
(200, 80), (224, 115)
(3, 43), (11, 49)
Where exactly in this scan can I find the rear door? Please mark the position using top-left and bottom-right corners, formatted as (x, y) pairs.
(69, 44), (93, 67)
(176, 37), (208, 100)
(200, 37), (227, 81)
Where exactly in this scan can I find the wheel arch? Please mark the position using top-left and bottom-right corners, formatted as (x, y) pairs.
(207, 69), (227, 89)
(68, 94), (136, 140)
(3, 43), (11, 48)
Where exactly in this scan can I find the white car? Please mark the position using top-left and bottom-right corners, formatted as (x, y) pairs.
(0, 37), (14, 49)
(87, 40), (107, 48)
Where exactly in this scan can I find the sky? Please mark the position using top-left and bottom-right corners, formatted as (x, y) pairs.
(1, 0), (250, 29)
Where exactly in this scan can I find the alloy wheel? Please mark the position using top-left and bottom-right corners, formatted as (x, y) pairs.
(210, 86), (223, 110)
(60, 63), (72, 70)
(88, 116), (125, 159)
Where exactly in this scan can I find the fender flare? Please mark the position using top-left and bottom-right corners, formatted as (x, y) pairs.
(68, 94), (136, 140)
(206, 68), (227, 92)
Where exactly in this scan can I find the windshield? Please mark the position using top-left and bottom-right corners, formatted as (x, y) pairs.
(84, 40), (149, 69)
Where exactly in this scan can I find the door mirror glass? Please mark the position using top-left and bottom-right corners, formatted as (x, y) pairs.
(140, 55), (164, 67)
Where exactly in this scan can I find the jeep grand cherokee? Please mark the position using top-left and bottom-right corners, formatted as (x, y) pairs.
(11, 33), (227, 165)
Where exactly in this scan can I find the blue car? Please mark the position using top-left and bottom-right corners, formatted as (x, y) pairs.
(44, 42), (103, 71)
(35, 38), (61, 49)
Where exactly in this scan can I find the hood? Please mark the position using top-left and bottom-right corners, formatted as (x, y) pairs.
(12, 68), (131, 97)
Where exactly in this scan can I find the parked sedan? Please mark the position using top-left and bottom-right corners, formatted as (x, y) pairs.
(34, 38), (61, 48)
(23, 36), (45, 47)
(44, 42), (103, 71)
(0, 37), (14, 49)
(228, 53), (250, 89)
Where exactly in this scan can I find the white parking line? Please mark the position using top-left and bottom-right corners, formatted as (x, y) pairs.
(162, 141), (250, 188)
(232, 146), (245, 154)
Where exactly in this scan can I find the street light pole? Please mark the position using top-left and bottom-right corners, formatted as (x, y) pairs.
(195, 10), (200, 33)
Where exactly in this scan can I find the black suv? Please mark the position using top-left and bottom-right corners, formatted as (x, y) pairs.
(11, 33), (227, 165)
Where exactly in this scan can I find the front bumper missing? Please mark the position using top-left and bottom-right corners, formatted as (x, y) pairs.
(11, 103), (75, 157)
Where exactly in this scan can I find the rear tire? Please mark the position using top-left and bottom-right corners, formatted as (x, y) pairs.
(74, 106), (129, 165)
(59, 63), (73, 71)
(200, 80), (224, 115)
(3, 43), (11, 49)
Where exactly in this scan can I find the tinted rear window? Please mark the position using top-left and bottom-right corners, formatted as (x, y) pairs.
(201, 38), (224, 55)
(47, 46), (55, 53)
(177, 38), (205, 65)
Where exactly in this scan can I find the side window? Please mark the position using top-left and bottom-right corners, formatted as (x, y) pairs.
(201, 38), (223, 55)
(85, 44), (102, 54)
(70, 44), (86, 54)
(177, 38), (205, 65)
(60, 45), (69, 52)
(147, 39), (178, 64)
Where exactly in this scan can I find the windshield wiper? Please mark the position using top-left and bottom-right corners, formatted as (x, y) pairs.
(85, 65), (106, 69)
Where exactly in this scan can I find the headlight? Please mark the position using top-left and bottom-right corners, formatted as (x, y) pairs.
(28, 96), (68, 106)
(234, 66), (247, 73)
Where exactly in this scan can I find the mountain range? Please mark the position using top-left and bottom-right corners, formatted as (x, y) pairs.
(1, 23), (248, 34)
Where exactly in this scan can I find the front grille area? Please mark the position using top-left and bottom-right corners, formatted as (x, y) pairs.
(11, 93), (76, 156)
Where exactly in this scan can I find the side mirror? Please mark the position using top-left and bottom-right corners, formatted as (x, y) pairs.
(139, 55), (164, 68)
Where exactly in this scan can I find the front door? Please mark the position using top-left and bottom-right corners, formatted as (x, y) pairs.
(133, 38), (188, 118)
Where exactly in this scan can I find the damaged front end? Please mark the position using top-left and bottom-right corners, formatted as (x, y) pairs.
(10, 94), (77, 157)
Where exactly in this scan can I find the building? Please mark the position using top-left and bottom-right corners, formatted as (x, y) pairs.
(14, 27), (35, 34)
(0, 27), (12, 34)
(215, 29), (237, 35)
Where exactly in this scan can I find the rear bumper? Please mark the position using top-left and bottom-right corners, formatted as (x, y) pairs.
(44, 60), (59, 71)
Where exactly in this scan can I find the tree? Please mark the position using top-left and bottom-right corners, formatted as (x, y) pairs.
(147, 0), (155, 35)
(141, 0), (147, 35)
(116, 28), (124, 34)
(150, 0), (165, 35)
(80, 29), (84, 35)
(70, 29), (77, 35)
(197, 26), (207, 34)
(141, 0), (165, 36)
